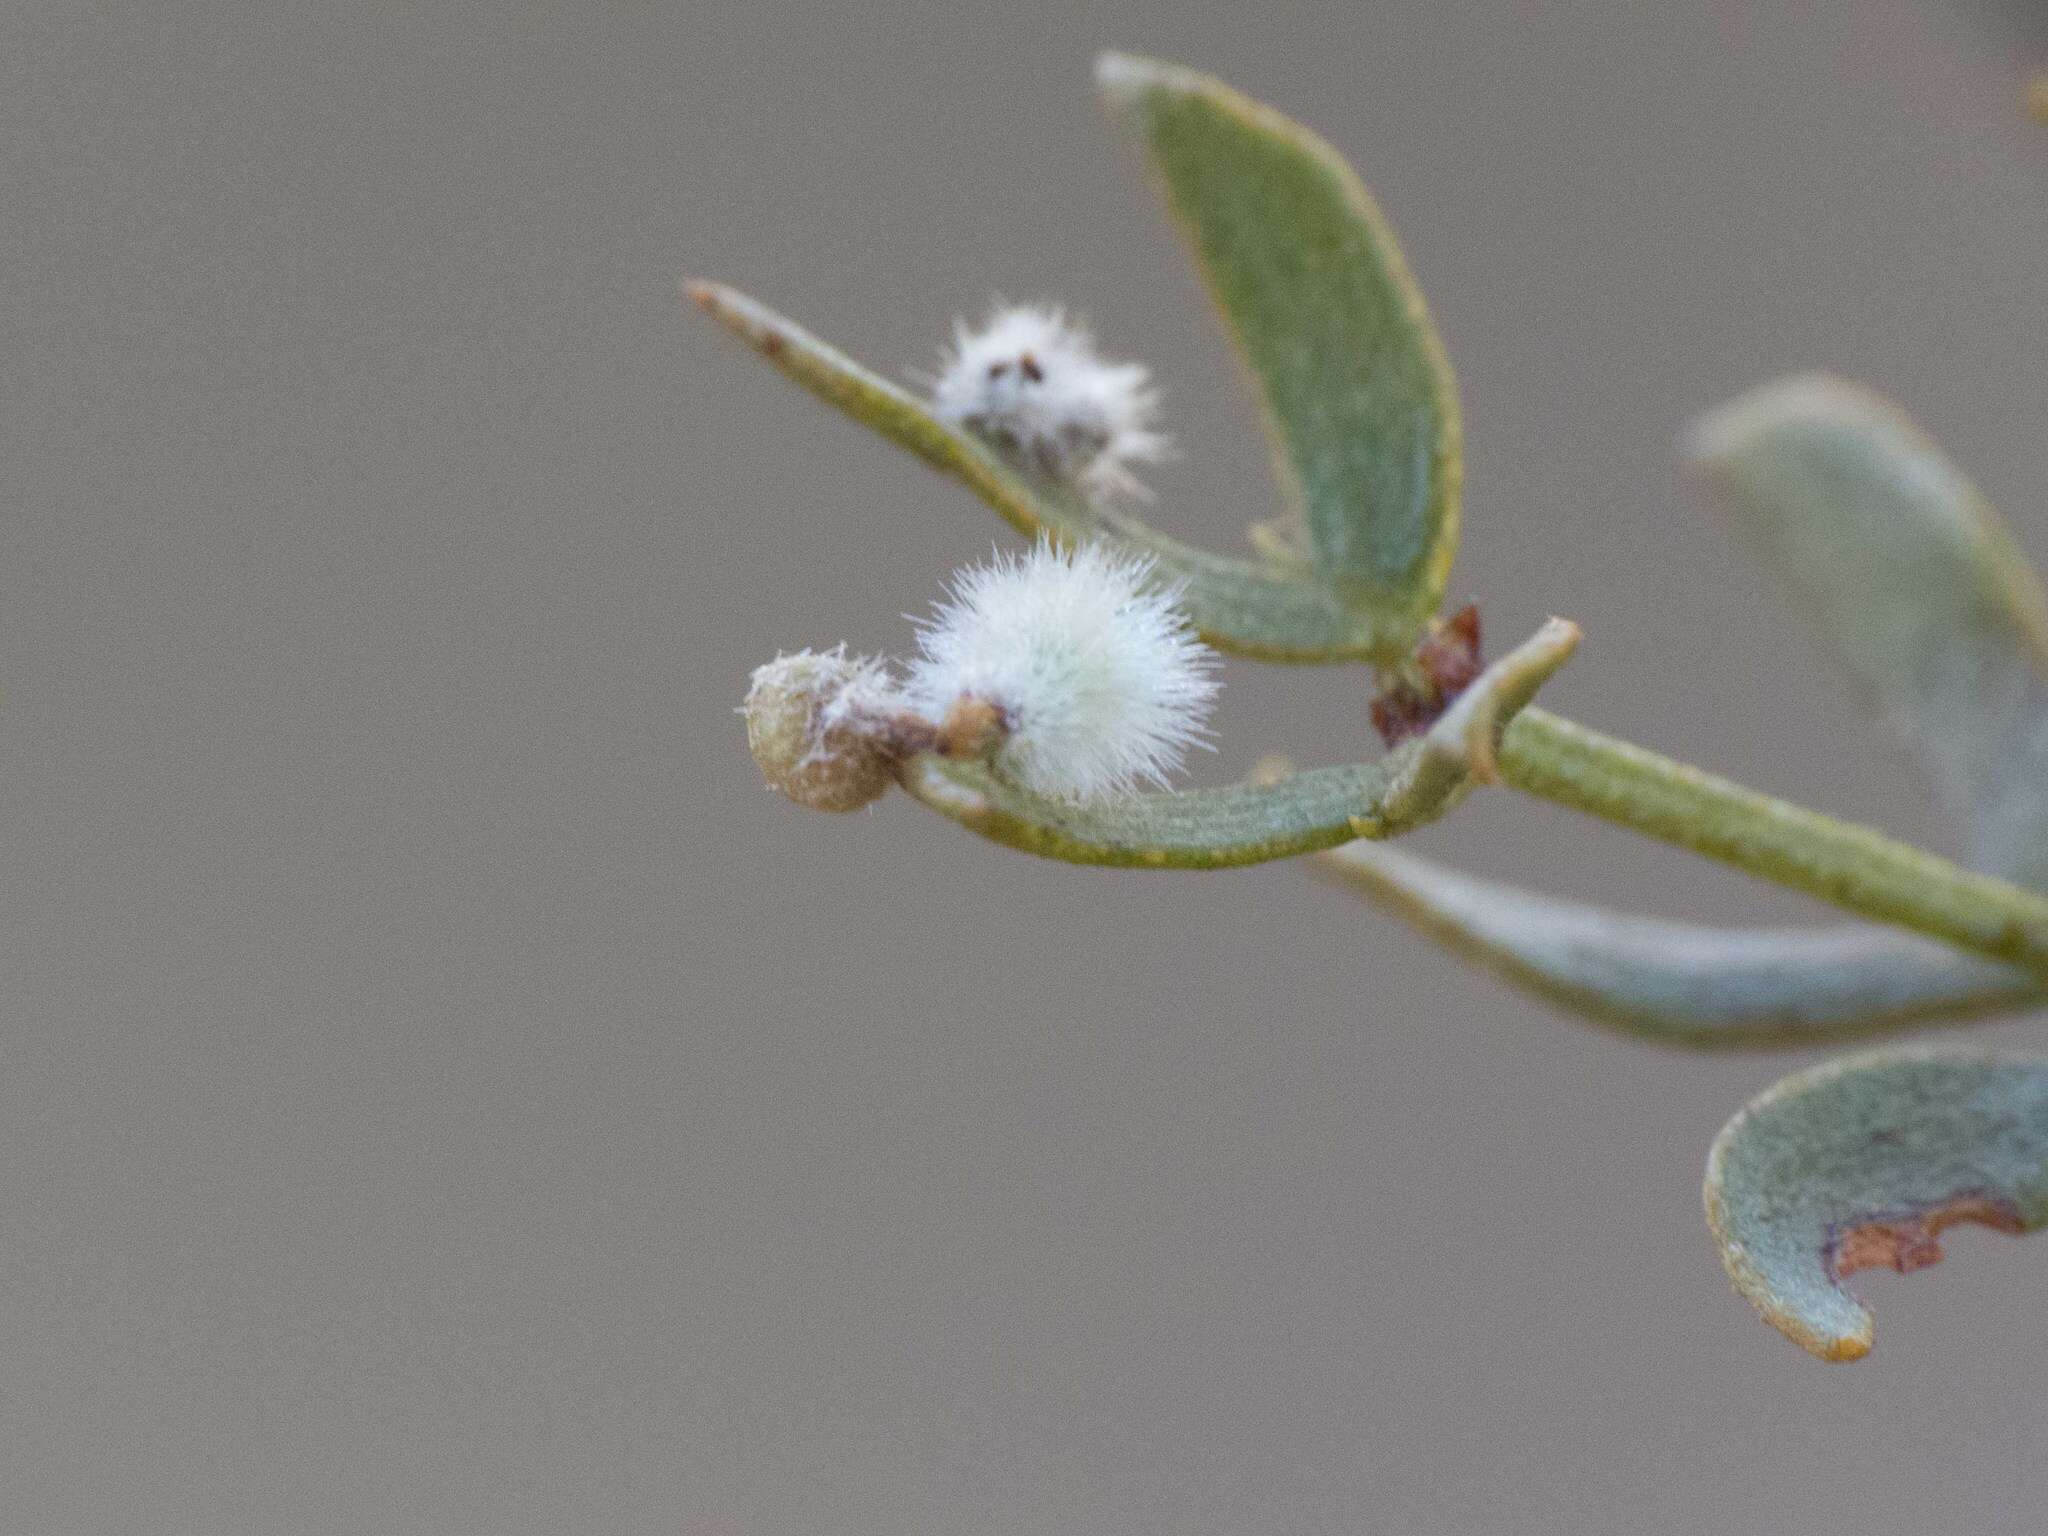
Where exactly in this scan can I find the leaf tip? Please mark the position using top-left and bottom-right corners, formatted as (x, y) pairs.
(1094, 52), (1232, 120)
(1797, 1316), (1875, 1363)
(1679, 372), (1879, 469)
(685, 279), (758, 342)
(1093, 50), (1171, 106)
(684, 282), (807, 371)
(1703, 1171), (1876, 1363)
(684, 278), (740, 319)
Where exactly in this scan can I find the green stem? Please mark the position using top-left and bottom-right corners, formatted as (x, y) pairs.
(1498, 708), (2048, 982)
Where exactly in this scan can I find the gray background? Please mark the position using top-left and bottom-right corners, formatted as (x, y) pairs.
(5, 0), (2047, 1531)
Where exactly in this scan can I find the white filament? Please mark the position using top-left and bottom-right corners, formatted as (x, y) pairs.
(929, 305), (1168, 504)
(905, 541), (1220, 801)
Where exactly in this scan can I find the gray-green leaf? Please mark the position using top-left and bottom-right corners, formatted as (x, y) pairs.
(1689, 375), (2048, 889)
(1318, 844), (2038, 1046)
(1098, 53), (1460, 630)
(1308, 377), (2048, 1046)
(1704, 1046), (2048, 1360)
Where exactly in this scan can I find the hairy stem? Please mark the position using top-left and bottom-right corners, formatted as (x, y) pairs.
(1498, 708), (2048, 982)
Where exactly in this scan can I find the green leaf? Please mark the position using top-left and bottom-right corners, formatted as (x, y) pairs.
(898, 619), (1577, 868)
(1317, 844), (2039, 1046)
(1704, 1046), (2048, 1360)
(689, 281), (1398, 662)
(1689, 375), (2048, 889)
(899, 752), (1414, 869)
(1097, 53), (1460, 626)
(1495, 708), (2048, 984)
(1331, 693), (2048, 1039)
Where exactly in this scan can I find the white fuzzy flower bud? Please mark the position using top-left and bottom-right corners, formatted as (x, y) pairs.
(742, 648), (905, 812)
(929, 305), (1168, 504)
(904, 541), (1220, 801)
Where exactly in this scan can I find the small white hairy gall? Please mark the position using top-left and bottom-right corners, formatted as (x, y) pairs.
(928, 305), (1167, 503)
(742, 648), (904, 812)
(905, 541), (1220, 801)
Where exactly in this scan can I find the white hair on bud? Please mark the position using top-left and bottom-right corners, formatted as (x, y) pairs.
(928, 305), (1168, 504)
(905, 540), (1220, 801)
(742, 647), (906, 812)
(748, 645), (903, 742)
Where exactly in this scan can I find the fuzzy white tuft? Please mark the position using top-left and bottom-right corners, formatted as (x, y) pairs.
(928, 305), (1168, 503)
(905, 541), (1220, 801)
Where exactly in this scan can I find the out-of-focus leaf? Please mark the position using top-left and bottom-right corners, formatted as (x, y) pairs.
(1318, 844), (2039, 1046)
(1319, 699), (2048, 1039)
(898, 620), (1577, 868)
(1689, 375), (2048, 889)
(1704, 1046), (2048, 1360)
(689, 281), (1397, 662)
(1323, 381), (2048, 1044)
(1097, 54), (1460, 631)
(1495, 708), (2048, 982)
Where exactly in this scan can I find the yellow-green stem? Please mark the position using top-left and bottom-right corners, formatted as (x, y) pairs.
(1498, 708), (2048, 982)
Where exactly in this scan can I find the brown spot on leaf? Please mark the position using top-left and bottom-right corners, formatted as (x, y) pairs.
(1826, 1192), (2025, 1281)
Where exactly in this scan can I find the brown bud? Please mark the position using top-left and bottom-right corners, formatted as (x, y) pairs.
(1370, 604), (1485, 748)
(742, 650), (901, 813)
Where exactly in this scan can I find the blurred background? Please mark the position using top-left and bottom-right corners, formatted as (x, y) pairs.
(4, 1), (2047, 1531)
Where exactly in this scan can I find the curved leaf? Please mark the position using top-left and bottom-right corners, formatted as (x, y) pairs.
(900, 752), (1413, 869)
(1704, 1046), (2048, 1360)
(1688, 375), (2048, 889)
(1097, 53), (1460, 627)
(899, 619), (1577, 868)
(689, 281), (1396, 662)
(1318, 844), (2039, 1046)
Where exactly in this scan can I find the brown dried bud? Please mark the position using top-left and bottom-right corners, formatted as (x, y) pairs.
(742, 650), (903, 813)
(1371, 604), (1485, 748)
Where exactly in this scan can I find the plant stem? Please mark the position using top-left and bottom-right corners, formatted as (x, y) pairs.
(1497, 708), (2048, 982)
